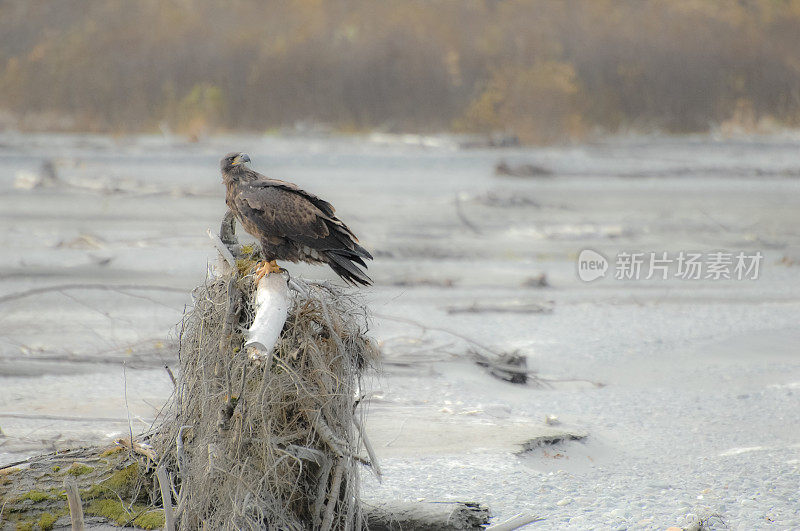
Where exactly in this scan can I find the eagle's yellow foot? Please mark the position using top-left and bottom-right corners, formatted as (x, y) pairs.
(253, 260), (283, 282)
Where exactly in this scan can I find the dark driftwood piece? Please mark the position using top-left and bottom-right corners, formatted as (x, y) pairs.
(494, 161), (553, 178)
(472, 351), (531, 385)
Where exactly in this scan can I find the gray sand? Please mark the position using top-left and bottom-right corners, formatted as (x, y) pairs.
(1, 132), (799, 529)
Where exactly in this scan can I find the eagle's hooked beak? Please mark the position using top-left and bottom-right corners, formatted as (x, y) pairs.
(233, 153), (251, 165)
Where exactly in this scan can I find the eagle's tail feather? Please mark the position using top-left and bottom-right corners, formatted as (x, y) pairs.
(349, 254), (368, 268)
(330, 228), (373, 261)
(326, 250), (372, 286)
(352, 242), (373, 260)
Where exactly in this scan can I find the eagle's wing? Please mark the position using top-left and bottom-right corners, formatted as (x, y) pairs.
(234, 180), (372, 284)
(236, 183), (328, 241)
(256, 178), (362, 241)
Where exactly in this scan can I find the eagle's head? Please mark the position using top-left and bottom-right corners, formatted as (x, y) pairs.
(221, 152), (251, 175)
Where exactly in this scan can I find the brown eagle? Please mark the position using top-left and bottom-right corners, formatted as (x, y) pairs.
(221, 152), (372, 285)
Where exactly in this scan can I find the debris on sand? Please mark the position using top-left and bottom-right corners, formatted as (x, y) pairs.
(472, 350), (531, 385)
(517, 432), (587, 453)
(494, 160), (553, 178)
(390, 276), (458, 288)
(468, 190), (541, 208)
(13, 159), (60, 190)
(446, 301), (553, 315)
(522, 273), (549, 288)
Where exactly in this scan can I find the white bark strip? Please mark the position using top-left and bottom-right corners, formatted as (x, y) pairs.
(245, 273), (289, 357)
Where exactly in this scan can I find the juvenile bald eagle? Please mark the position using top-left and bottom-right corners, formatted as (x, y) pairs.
(221, 152), (372, 286)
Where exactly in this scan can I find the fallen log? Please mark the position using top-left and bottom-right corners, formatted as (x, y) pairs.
(1, 448), (498, 530)
(364, 501), (490, 530)
(0, 444), (165, 530)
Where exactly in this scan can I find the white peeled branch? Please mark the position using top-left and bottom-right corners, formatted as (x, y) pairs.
(245, 272), (289, 358)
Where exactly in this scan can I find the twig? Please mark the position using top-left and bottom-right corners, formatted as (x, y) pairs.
(538, 376), (604, 388)
(384, 417), (412, 447)
(0, 413), (129, 422)
(313, 459), (333, 528)
(165, 365), (177, 389)
(320, 460), (344, 531)
(64, 477), (85, 531)
(174, 425), (192, 522)
(176, 425), (192, 480)
(113, 438), (157, 461)
(454, 192), (482, 234)
(1, 446), (90, 471)
(207, 228), (236, 268)
(373, 312), (502, 357)
(487, 513), (545, 530)
(156, 465), (175, 531)
(2, 337), (175, 366)
(218, 277), (243, 432)
(123, 363), (134, 454)
(288, 277), (310, 296)
(308, 411), (349, 458)
(353, 415), (381, 479)
(0, 283), (184, 305)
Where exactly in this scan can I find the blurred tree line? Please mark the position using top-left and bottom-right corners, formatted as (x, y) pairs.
(2, 0), (800, 143)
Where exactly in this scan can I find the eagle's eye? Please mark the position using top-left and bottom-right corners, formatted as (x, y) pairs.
(229, 153), (250, 166)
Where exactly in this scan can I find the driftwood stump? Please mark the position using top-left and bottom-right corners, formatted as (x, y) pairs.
(148, 213), (380, 530)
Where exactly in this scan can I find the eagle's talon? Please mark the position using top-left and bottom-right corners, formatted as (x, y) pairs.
(253, 260), (283, 282)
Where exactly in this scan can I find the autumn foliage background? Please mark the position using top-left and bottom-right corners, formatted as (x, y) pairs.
(2, 0), (800, 143)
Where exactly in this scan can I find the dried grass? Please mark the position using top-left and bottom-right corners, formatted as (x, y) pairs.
(151, 269), (378, 530)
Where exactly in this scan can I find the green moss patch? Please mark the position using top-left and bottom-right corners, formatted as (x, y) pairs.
(236, 258), (257, 277)
(0, 466), (20, 485)
(103, 462), (139, 491)
(86, 499), (129, 524)
(38, 511), (58, 530)
(86, 499), (165, 529)
(18, 490), (52, 502)
(83, 462), (141, 500)
(66, 463), (94, 476)
(134, 509), (167, 529)
(2, 507), (67, 531)
(100, 446), (125, 457)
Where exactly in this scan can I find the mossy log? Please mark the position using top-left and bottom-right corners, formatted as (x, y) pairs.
(2, 450), (490, 530)
(0, 444), (165, 530)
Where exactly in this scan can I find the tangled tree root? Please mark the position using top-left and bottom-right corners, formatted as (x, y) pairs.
(149, 267), (378, 530)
